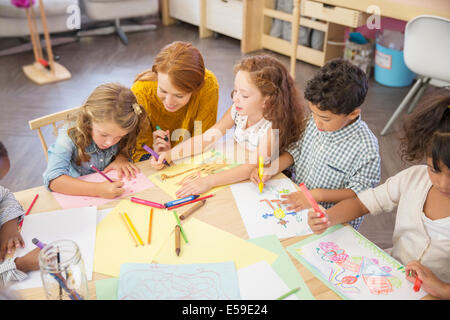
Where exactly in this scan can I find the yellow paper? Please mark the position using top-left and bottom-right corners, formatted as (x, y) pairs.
(94, 200), (175, 277)
(153, 218), (278, 269)
(148, 149), (239, 199)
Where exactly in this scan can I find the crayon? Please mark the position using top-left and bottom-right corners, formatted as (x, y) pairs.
(175, 225), (181, 256)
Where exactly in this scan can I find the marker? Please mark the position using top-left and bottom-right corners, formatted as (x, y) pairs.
(38, 58), (51, 71)
(18, 194), (39, 231)
(175, 225), (181, 256)
(179, 200), (206, 220)
(130, 197), (165, 209)
(121, 212), (144, 246)
(276, 287), (301, 300)
(298, 183), (325, 218)
(89, 164), (113, 183)
(147, 208), (153, 245)
(32, 237), (46, 249)
(156, 125), (169, 142)
(173, 211), (188, 243)
(413, 276), (422, 292)
(258, 156), (264, 193)
(166, 194), (214, 210)
(142, 144), (170, 166)
(164, 195), (199, 208)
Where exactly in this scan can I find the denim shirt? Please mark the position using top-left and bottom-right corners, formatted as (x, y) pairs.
(43, 124), (119, 190)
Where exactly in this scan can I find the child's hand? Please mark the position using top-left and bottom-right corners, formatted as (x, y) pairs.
(153, 129), (171, 153)
(249, 167), (273, 186)
(280, 191), (309, 212)
(14, 248), (40, 273)
(0, 218), (25, 262)
(97, 180), (125, 199)
(405, 260), (450, 299)
(175, 176), (212, 198)
(105, 154), (140, 180)
(150, 151), (171, 170)
(307, 207), (330, 234)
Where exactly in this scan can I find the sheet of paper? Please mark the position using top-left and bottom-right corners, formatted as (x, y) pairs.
(230, 178), (312, 239)
(95, 278), (118, 300)
(52, 170), (154, 209)
(10, 206), (97, 290)
(248, 235), (315, 300)
(117, 262), (241, 300)
(238, 261), (296, 300)
(287, 225), (428, 300)
(153, 218), (278, 269)
(93, 199), (175, 277)
(148, 149), (239, 199)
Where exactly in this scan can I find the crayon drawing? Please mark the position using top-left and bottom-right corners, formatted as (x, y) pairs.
(287, 225), (427, 300)
(117, 262), (241, 300)
(149, 149), (239, 199)
(230, 178), (312, 239)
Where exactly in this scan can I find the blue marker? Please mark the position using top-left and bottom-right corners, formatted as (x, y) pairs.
(164, 195), (200, 208)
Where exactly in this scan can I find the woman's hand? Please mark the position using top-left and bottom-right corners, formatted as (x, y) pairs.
(104, 154), (140, 180)
(405, 260), (450, 299)
(175, 176), (212, 198)
(150, 151), (172, 170)
(153, 129), (171, 153)
(0, 218), (24, 261)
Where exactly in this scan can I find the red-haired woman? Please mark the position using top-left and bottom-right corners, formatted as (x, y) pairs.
(131, 41), (219, 162)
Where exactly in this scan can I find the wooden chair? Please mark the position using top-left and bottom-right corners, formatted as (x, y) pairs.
(28, 106), (81, 161)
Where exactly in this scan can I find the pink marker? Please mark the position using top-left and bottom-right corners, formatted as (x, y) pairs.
(298, 183), (325, 218)
(130, 197), (165, 209)
(89, 164), (113, 183)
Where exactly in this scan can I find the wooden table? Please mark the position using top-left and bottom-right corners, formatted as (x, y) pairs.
(13, 159), (432, 300)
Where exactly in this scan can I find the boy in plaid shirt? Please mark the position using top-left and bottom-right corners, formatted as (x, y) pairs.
(250, 59), (380, 230)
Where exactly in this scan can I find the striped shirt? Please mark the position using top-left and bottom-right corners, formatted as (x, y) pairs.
(287, 116), (381, 230)
(0, 185), (26, 287)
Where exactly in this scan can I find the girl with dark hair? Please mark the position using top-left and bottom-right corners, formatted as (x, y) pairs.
(307, 88), (450, 299)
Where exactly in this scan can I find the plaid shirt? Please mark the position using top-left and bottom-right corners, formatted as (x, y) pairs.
(287, 116), (381, 230)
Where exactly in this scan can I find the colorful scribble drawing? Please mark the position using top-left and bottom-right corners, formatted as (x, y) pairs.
(117, 263), (241, 300)
(260, 185), (302, 228)
(316, 241), (402, 295)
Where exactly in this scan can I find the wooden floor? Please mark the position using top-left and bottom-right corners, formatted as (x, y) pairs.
(0, 21), (430, 249)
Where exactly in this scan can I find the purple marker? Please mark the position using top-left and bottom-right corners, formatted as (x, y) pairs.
(142, 144), (170, 166)
(32, 237), (46, 249)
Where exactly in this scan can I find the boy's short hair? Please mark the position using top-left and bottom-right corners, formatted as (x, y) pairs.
(304, 58), (368, 115)
(0, 141), (7, 159)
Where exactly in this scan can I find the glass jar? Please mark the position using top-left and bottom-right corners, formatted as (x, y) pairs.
(39, 240), (89, 300)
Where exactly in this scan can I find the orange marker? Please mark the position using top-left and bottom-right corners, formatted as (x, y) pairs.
(147, 208), (153, 245)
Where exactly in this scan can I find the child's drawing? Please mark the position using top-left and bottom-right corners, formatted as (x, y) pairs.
(288, 225), (427, 300)
(230, 178), (312, 239)
(117, 262), (241, 300)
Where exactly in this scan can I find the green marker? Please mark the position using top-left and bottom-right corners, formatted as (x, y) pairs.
(276, 287), (301, 300)
(173, 211), (188, 243)
(156, 125), (169, 141)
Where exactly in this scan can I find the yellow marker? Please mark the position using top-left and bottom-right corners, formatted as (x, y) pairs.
(258, 156), (264, 193)
(122, 212), (144, 246)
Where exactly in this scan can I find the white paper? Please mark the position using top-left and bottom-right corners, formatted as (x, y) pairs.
(10, 206), (97, 290)
(237, 261), (297, 300)
(230, 178), (312, 239)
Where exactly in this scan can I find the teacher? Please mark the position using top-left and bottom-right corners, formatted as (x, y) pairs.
(131, 41), (219, 162)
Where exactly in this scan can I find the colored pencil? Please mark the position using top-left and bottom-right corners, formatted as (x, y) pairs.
(131, 196), (165, 209)
(179, 200), (206, 220)
(121, 212), (144, 246)
(175, 225), (181, 256)
(89, 164), (113, 183)
(166, 194), (214, 210)
(142, 144), (170, 166)
(18, 193), (39, 231)
(298, 183), (325, 217)
(276, 287), (301, 300)
(172, 211), (188, 243)
(148, 208), (153, 245)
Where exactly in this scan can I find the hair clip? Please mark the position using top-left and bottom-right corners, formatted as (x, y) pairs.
(132, 103), (142, 115)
